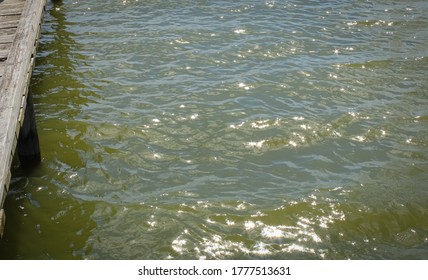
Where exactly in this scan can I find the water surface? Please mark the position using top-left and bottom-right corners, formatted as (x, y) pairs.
(1, 0), (428, 259)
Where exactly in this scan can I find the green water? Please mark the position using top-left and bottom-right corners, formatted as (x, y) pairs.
(1, 0), (428, 259)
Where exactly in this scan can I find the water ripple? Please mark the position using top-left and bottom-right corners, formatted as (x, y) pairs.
(2, 0), (428, 259)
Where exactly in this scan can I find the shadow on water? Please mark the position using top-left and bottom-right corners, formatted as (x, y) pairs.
(0, 0), (96, 259)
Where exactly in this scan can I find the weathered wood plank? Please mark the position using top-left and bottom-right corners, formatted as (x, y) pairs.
(0, 42), (11, 51)
(2, 0), (26, 4)
(0, 27), (18, 35)
(0, 14), (21, 21)
(0, 50), (8, 60)
(1, 0), (26, 4)
(0, 43), (11, 61)
(0, 33), (17, 44)
(0, 16), (20, 29)
(0, 62), (5, 76)
(0, 3), (26, 17)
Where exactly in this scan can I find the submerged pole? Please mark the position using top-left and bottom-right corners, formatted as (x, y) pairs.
(17, 88), (41, 167)
(0, 209), (5, 238)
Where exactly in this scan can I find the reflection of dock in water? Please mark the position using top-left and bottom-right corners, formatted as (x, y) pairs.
(0, 0), (47, 237)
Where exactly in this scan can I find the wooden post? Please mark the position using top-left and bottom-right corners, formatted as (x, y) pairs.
(17, 88), (41, 167)
(0, 209), (5, 239)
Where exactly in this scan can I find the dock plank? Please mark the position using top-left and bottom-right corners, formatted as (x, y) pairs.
(0, 3), (26, 16)
(0, 62), (5, 77)
(1, 0), (25, 4)
(0, 50), (9, 60)
(0, 34), (16, 45)
(1, 30), (17, 40)
(0, 15), (21, 29)
(0, 43), (10, 59)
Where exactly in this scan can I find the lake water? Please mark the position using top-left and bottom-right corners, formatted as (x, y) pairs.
(1, 0), (428, 259)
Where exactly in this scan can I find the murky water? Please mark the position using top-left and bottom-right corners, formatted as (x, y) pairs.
(1, 0), (428, 259)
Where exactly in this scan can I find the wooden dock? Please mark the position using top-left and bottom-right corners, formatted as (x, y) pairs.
(0, 0), (46, 237)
